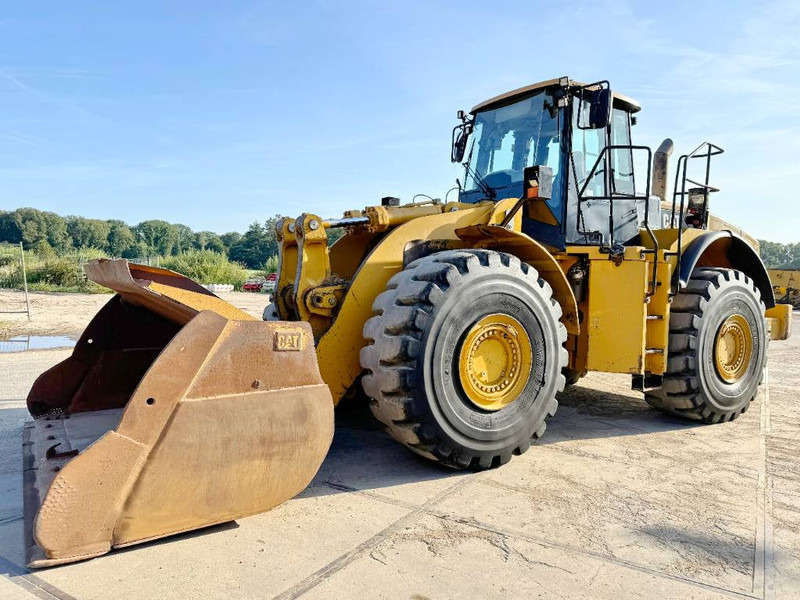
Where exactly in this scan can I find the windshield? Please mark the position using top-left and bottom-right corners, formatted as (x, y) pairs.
(464, 89), (561, 197)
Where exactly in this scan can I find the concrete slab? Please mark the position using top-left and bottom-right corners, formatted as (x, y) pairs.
(0, 575), (39, 600)
(30, 492), (409, 600)
(0, 313), (798, 599)
(301, 514), (736, 600)
(309, 405), (467, 508)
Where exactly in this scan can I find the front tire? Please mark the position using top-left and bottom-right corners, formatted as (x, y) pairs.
(645, 268), (767, 422)
(360, 250), (567, 469)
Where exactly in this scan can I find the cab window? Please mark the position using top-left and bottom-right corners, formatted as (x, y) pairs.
(571, 99), (606, 197)
(610, 109), (634, 195)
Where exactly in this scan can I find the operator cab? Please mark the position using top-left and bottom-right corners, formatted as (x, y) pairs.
(454, 78), (651, 250)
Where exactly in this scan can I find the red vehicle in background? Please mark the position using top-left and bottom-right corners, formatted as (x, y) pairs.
(242, 277), (266, 292)
(242, 273), (277, 293)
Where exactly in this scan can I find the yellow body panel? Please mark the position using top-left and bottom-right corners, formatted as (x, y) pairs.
(275, 218), (298, 318)
(766, 304), (793, 340)
(317, 201), (515, 403)
(456, 224), (579, 336)
(769, 269), (799, 291)
(293, 213), (334, 338)
(581, 248), (649, 374)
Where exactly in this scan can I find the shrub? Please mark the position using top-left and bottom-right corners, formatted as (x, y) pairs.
(162, 250), (247, 289)
(24, 257), (108, 292)
(27, 258), (84, 287)
(263, 255), (279, 275)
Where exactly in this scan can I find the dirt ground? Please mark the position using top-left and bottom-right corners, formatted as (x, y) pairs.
(0, 289), (270, 338)
(0, 291), (798, 599)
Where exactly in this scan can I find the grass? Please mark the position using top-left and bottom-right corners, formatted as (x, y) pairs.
(162, 250), (247, 290)
(1, 248), (247, 294)
(26, 282), (111, 294)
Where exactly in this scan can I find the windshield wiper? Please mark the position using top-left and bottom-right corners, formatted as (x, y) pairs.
(464, 162), (496, 200)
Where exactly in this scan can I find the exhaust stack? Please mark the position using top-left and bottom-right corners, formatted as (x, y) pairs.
(651, 138), (674, 202)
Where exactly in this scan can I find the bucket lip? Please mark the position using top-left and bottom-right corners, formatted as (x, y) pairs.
(84, 259), (254, 324)
(87, 259), (214, 297)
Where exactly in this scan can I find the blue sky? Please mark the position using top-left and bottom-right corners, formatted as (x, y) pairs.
(1, 1), (798, 242)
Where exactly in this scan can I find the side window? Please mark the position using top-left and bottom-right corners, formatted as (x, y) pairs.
(571, 99), (606, 196)
(610, 109), (634, 195)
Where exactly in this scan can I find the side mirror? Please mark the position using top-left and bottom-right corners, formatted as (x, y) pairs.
(451, 121), (473, 163)
(577, 83), (612, 130)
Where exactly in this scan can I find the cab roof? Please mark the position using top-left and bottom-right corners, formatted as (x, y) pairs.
(471, 78), (641, 115)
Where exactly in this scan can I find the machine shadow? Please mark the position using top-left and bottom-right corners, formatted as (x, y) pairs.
(304, 382), (700, 499)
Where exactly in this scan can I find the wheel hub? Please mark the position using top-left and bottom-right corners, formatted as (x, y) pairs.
(458, 314), (533, 411)
(714, 314), (752, 383)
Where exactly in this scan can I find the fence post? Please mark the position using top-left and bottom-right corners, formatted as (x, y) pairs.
(19, 242), (31, 320)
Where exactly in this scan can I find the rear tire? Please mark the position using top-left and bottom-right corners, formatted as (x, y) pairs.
(645, 268), (767, 423)
(360, 249), (567, 469)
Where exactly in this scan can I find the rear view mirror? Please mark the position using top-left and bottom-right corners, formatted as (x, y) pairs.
(451, 121), (473, 163)
(577, 82), (612, 130)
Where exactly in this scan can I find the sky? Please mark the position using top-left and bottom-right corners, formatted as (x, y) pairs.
(0, 0), (798, 242)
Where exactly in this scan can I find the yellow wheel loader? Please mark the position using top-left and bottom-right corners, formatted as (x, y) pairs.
(23, 77), (793, 567)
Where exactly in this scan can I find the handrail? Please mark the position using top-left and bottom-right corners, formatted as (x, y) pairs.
(670, 141), (725, 296)
(576, 144), (659, 296)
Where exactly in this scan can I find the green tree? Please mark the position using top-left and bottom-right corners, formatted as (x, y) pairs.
(133, 220), (178, 256)
(66, 216), (111, 250)
(229, 221), (277, 269)
(6, 208), (68, 250)
(0, 211), (21, 243)
(194, 231), (225, 253)
(759, 240), (800, 269)
(327, 227), (345, 246)
(220, 232), (242, 252)
(121, 241), (151, 260)
(107, 220), (137, 256)
(173, 223), (194, 255)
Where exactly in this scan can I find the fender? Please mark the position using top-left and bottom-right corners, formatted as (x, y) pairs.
(455, 224), (580, 337)
(677, 231), (775, 308)
(315, 202), (507, 404)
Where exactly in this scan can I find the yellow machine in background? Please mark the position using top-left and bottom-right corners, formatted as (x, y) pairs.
(22, 77), (793, 567)
(770, 269), (800, 308)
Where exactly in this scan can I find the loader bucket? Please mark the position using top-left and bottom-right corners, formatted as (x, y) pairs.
(23, 259), (334, 568)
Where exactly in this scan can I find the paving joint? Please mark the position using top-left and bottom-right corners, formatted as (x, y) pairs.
(0, 554), (77, 600)
(320, 474), (763, 600)
(272, 476), (473, 600)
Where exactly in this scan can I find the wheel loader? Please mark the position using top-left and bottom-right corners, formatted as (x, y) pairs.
(22, 77), (793, 567)
(770, 269), (800, 312)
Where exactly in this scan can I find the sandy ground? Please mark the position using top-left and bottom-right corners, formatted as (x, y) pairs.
(0, 292), (797, 599)
(0, 289), (270, 338)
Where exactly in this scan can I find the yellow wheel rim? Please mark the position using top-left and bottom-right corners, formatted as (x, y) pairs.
(458, 313), (533, 411)
(714, 314), (752, 383)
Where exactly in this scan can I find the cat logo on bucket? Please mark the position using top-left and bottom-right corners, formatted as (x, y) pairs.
(274, 330), (304, 351)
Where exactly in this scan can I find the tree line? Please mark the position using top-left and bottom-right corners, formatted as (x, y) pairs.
(0, 207), (293, 269)
(2, 207), (793, 271)
(758, 240), (800, 270)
